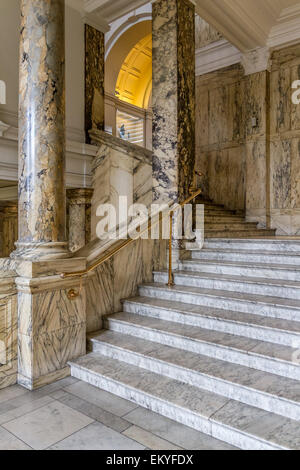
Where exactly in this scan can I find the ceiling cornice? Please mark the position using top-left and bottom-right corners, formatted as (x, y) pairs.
(195, 0), (300, 52)
(84, 0), (150, 23)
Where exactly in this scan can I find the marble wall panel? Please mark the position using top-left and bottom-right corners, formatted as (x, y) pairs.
(86, 259), (114, 334)
(270, 140), (291, 210)
(195, 65), (245, 210)
(246, 141), (267, 219)
(0, 286), (17, 390)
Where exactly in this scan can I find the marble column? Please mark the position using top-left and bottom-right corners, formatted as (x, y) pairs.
(85, 24), (105, 144)
(67, 189), (93, 252)
(14, 0), (87, 391)
(1, 203), (18, 258)
(152, 0), (195, 205)
(152, 0), (195, 269)
(15, 0), (68, 260)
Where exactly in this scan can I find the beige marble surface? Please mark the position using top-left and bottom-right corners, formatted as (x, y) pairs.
(0, 262), (17, 390)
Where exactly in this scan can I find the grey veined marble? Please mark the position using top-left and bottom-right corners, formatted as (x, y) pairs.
(152, 0), (195, 204)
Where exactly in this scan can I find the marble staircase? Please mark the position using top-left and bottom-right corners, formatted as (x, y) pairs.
(200, 200), (276, 238)
(70, 238), (300, 450)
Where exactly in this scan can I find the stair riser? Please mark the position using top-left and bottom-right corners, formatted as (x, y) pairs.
(105, 318), (300, 381)
(123, 301), (300, 348)
(204, 240), (300, 252)
(205, 231), (276, 238)
(205, 218), (245, 223)
(192, 251), (300, 266)
(179, 261), (300, 282)
(139, 286), (300, 322)
(70, 364), (281, 450)
(153, 272), (300, 301)
(205, 224), (258, 230)
(91, 340), (300, 421)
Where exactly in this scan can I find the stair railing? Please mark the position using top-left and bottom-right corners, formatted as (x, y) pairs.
(61, 186), (202, 299)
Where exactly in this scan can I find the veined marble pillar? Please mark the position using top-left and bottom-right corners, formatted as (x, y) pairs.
(15, 0), (87, 390)
(15, 0), (67, 260)
(152, 0), (195, 205)
(85, 24), (105, 144)
(1, 204), (18, 258)
(67, 189), (93, 252)
(152, 0), (195, 269)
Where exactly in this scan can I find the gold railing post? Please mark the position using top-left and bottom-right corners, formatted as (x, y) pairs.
(167, 210), (175, 287)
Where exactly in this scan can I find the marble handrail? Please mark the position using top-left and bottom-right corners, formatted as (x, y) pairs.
(62, 188), (202, 281)
(89, 129), (152, 165)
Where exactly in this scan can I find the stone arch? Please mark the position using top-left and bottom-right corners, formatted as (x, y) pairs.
(105, 20), (152, 102)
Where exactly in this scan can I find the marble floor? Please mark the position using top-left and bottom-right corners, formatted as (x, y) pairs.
(0, 377), (236, 450)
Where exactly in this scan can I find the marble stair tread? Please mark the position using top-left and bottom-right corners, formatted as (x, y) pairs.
(90, 330), (300, 408)
(154, 270), (300, 301)
(182, 259), (300, 273)
(69, 353), (300, 450)
(106, 311), (300, 368)
(140, 282), (300, 314)
(195, 248), (300, 257)
(124, 296), (300, 334)
(156, 270), (300, 289)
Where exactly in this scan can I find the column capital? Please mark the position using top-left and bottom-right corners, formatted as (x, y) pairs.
(67, 188), (93, 205)
(241, 47), (272, 75)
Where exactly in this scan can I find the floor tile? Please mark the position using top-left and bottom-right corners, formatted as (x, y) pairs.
(3, 400), (94, 450)
(0, 426), (31, 450)
(57, 391), (131, 433)
(123, 425), (182, 450)
(64, 381), (138, 417)
(0, 395), (54, 425)
(0, 385), (28, 404)
(49, 421), (145, 450)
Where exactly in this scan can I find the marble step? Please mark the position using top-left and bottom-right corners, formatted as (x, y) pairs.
(139, 283), (300, 323)
(69, 353), (300, 450)
(191, 248), (300, 266)
(204, 239), (300, 252)
(205, 223), (258, 230)
(180, 259), (300, 281)
(105, 311), (300, 380)
(123, 296), (300, 347)
(205, 230), (276, 238)
(153, 270), (300, 301)
(89, 330), (300, 420)
(204, 216), (246, 223)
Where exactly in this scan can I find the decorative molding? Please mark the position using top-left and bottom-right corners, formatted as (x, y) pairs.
(0, 186), (18, 201)
(268, 16), (300, 49)
(194, 0), (300, 53)
(0, 121), (10, 137)
(84, 0), (150, 22)
(241, 47), (271, 75)
(195, 39), (241, 76)
(105, 10), (152, 59)
(81, 12), (110, 33)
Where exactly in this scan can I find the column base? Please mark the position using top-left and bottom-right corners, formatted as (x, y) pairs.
(11, 242), (70, 261)
(18, 366), (70, 391)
